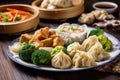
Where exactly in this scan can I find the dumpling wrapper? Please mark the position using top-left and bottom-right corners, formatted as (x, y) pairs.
(49, 0), (73, 8)
(52, 50), (72, 69)
(72, 51), (96, 68)
(82, 35), (98, 51)
(88, 41), (110, 62)
(67, 42), (83, 58)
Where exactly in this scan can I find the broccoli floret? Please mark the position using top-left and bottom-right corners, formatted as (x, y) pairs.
(98, 35), (112, 51)
(51, 46), (67, 57)
(104, 40), (112, 51)
(98, 35), (108, 45)
(64, 41), (75, 48)
(31, 49), (51, 65)
(89, 29), (113, 51)
(89, 29), (104, 36)
(19, 43), (35, 62)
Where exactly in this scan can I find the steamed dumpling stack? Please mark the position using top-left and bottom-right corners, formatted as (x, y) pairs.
(52, 50), (72, 69)
(51, 34), (110, 69)
(72, 51), (96, 68)
(82, 35), (110, 62)
(40, 0), (83, 9)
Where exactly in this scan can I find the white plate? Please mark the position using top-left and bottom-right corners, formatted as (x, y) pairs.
(7, 27), (120, 72)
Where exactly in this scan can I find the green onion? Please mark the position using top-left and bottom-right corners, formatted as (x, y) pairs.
(70, 26), (78, 30)
(2, 17), (9, 22)
(60, 29), (65, 32)
(16, 15), (21, 21)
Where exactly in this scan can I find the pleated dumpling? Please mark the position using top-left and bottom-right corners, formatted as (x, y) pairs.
(82, 35), (98, 51)
(52, 50), (72, 69)
(67, 42), (83, 58)
(88, 41), (110, 62)
(72, 51), (96, 68)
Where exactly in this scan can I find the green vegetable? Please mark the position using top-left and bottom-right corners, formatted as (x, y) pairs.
(0, 12), (2, 15)
(104, 39), (112, 51)
(89, 29), (112, 51)
(64, 41), (75, 48)
(31, 49), (51, 65)
(60, 29), (65, 32)
(89, 29), (104, 36)
(16, 15), (21, 21)
(98, 35), (108, 46)
(19, 43), (35, 62)
(70, 26), (78, 30)
(51, 46), (67, 57)
(98, 35), (112, 51)
(2, 17), (9, 22)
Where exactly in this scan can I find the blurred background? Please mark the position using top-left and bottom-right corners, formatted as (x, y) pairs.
(0, 0), (119, 12)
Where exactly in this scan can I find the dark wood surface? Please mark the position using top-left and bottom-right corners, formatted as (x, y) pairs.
(0, 0), (120, 80)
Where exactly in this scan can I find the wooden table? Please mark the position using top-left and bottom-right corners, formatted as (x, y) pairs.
(0, 0), (120, 80)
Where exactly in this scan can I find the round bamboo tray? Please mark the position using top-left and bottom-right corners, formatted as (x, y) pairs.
(0, 4), (40, 34)
(32, 0), (84, 20)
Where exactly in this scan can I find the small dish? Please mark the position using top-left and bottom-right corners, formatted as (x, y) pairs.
(0, 4), (40, 34)
(93, 1), (118, 13)
(32, 0), (84, 20)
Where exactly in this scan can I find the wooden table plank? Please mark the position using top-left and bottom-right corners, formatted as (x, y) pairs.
(0, 0), (120, 80)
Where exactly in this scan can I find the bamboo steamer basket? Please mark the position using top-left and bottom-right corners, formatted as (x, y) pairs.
(32, 0), (84, 20)
(0, 4), (40, 34)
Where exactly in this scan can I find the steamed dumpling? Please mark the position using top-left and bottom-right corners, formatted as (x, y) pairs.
(40, 0), (49, 8)
(72, 51), (96, 68)
(70, 31), (87, 44)
(82, 35), (98, 51)
(68, 50), (80, 58)
(52, 50), (72, 69)
(88, 41), (110, 62)
(49, 0), (73, 8)
(67, 42), (83, 58)
(67, 42), (83, 52)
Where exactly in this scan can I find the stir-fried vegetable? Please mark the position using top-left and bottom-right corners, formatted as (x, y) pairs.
(0, 8), (32, 22)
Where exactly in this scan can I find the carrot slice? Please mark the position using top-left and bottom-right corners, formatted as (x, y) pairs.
(0, 16), (2, 21)
(7, 8), (31, 16)
(12, 11), (18, 22)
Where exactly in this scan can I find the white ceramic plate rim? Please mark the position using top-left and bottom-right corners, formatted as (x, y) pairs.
(7, 27), (120, 72)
